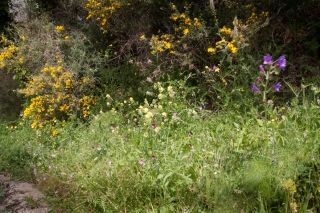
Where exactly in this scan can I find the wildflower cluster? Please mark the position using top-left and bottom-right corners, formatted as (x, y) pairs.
(149, 34), (173, 54)
(136, 82), (175, 127)
(245, 5), (269, 25)
(252, 54), (286, 102)
(170, 4), (202, 35)
(148, 4), (205, 56)
(136, 82), (185, 132)
(0, 35), (18, 68)
(19, 62), (97, 131)
(207, 17), (247, 55)
(85, 0), (122, 30)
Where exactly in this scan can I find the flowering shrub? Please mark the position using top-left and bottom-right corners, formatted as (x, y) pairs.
(85, 0), (122, 30)
(19, 62), (97, 129)
(0, 17), (103, 133)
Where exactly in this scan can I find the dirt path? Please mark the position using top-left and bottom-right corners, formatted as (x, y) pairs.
(0, 174), (49, 213)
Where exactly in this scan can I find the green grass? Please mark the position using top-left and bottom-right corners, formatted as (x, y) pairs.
(1, 81), (320, 212)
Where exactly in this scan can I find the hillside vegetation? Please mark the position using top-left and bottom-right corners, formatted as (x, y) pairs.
(1, 0), (320, 212)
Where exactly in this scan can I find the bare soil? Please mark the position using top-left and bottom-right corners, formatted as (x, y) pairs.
(0, 174), (49, 213)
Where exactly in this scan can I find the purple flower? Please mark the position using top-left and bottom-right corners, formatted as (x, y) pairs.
(48, 165), (52, 169)
(275, 55), (286, 70)
(33, 168), (37, 173)
(69, 174), (73, 178)
(252, 83), (260, 92)
(151, 123), (156, 129)
(43, 176), (46, 181)
(173, 112), (177, 117)
(55, 190), (59, 194)
(263, 54), (272, 65)
(272, 82), (282, 91)
(259, 65), (265, 72)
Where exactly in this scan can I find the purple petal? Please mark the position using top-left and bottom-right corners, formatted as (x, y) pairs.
(272, 82), (282, 91)
(275, 55), (286, 70)
(252, 83), (260, 92)
(259, 65), (265, 72)
(263, 54), (272, 65)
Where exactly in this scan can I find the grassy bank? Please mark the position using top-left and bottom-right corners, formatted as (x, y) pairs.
(1, 80), (320, 212)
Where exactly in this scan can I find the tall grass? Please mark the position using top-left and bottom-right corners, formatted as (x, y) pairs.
(1, 80), (320, 212)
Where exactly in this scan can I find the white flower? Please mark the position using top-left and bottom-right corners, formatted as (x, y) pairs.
(159, 86), (164, 92)
(158, 94), (164, 99)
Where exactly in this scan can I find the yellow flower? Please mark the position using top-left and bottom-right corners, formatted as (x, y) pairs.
(64, 36), (69, 39)
(140, 35), (146, 40)
(231, 47), (237, 53)
(227, 42), (237, 53)
(170, 14), (178, 21)
(184, 18), (191, 25)
(207, 47), (215, 53)
(52, 128), (59, 136)
(183, 28), (189, 35)
(56, 26), (65, 32)
(21, 36), (25, 41)
(164, 41), (171, 49)
(171, 4), (176, 9)
(101, 18), (107, 26)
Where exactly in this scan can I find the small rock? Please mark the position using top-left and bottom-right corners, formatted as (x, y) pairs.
(1, 178), (50, 213)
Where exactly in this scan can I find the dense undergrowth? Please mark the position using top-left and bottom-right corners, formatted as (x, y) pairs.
(0, 0), (320, 212)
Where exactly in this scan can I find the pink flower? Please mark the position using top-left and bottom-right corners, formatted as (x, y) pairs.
(257, 76), (262, 82)
(151, 123), (156, 129)
(139, 159), (146, 166)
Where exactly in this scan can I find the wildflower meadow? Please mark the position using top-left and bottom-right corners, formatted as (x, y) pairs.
(1, 0), (320, 212)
